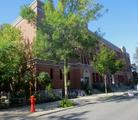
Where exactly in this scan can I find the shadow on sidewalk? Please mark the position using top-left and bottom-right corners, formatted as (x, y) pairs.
(47, 110), (90, 120)
(94, 93), (138, 104)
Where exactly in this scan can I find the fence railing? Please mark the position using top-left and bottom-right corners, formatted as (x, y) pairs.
(0, 89), (85, 109)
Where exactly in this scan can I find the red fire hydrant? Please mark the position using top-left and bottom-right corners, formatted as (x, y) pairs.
(30, 95), (36, 112)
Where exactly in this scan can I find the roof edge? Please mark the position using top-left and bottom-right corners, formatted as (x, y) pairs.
(12, 0), (38, 27)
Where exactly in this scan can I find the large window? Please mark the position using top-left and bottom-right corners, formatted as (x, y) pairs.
(68, 72), (70, 80)
(50, 68), (53, 79)
(60, 69), (62, 80)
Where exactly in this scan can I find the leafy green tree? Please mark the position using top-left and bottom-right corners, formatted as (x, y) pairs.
(94, 46), (123, 93)
(109, 59), (123, 85)
(23, 71), (32, 96)
(0, 24), (24, 92)
(20, 0), (102, 98)
(20, 5), (36, 24)
(37, 72), (51, 90)
(34, 0), (102, 98)
(132, 47), (138, 85)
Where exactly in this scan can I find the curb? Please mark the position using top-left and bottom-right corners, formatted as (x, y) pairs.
(1, 90), (138, 118)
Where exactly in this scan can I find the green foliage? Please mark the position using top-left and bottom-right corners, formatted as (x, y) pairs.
(20, 5), (36, 23)
(33, 0), (102, 61)
(94, 46), (123, 93)
(81, 78), (92, 95)
(85, 87), (93, 95)
(47, 89), (62, 101)
(109, 59), (124, 74)
(0, 44), (21, 81)
(0, 24), (22, 47)
(0, 25), (24, 91)
(133, 79), (138, 84)
(32, 0), (102, 98)
(37, 72), (51, 91)
(60, 99), (75, 108)
(37, 72), (51, 85)
(94, 46), (123, 75)
(23, 71), (32, 83)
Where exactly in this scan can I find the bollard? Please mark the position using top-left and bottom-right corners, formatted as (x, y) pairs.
(30, 95), (36, 112)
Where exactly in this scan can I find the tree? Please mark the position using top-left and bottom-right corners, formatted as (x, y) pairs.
(20, 4), (39, 95)
(133, 47), (138, 84)
(20, 0), (102, 98)
(0, 24), (24, 92)
(37, 72), (51, 90)
(20, 5), (36, 24)
(94, 46), (123, 93)
(109, 59), (123, 85)
(34, 0), (102, 98)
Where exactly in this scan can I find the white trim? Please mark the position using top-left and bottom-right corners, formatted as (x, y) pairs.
(11, 16), (23, 27)
(12, 0), (38, 27)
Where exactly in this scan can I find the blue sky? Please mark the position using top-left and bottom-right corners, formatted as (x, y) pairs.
(89, 0), (138, 63)
(0, 0), (138, 63)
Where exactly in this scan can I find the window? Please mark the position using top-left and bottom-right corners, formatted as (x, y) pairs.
(50, 68), (53, 79)
(92, 73), (96, 83)
(60, 69), (62, 80)
(96, 73), (99, 82)
(68, 72), (70, 80)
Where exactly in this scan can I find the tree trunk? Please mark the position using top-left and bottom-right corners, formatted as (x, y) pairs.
(10, 83), (13, 92)
(104, 75), (107, 94)
(63, 59), (68, 99)
(29, 81), (32, 96)
(34, 78), (37, 94)
(111, 74), (116, 93)
(111, 74), (115, 85)
(34, 62), (37, 95)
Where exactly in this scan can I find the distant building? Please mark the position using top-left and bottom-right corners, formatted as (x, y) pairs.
(131, 64), (138, 83)
(131, 64), (138, 72)
(12, 0), (132, 90)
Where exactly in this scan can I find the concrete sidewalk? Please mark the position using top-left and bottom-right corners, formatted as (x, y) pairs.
(0, 90), (137, 119)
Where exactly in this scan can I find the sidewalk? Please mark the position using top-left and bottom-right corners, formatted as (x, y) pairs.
(0, 90), (137, 119)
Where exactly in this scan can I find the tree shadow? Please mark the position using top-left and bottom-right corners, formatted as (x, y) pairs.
(96, 93), (138, 103)
(46, 111), (90, 120)
(1, 93), (138, 120)
(0, 113), (33, 120)
(71, 93), (138, 109)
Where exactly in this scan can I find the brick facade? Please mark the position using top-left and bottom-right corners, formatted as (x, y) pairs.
(12, 0), (132, 90)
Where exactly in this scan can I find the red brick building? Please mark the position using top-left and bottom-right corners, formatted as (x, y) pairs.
(12, 0), (132, 90)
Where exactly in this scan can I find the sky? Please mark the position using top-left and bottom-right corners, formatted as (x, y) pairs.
(0, 0), (138, 63)
(89, 0), (138, 64)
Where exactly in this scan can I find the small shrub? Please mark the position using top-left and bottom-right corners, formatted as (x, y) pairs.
(85, 87), (93, 95)
(60, 99), (75, 108)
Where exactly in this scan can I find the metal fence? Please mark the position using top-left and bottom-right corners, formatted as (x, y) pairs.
(0, 92), (10, 108)
(0, 89), (62, 109)
(0, 89), (86, 109)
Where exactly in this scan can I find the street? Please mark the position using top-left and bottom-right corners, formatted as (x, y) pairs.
(0, 94), (138, 120)
(34, 95), (138, 120)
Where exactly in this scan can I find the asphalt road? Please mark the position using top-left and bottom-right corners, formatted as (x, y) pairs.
(36, 95), (138, 120)
(1, 94), (138, 120)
